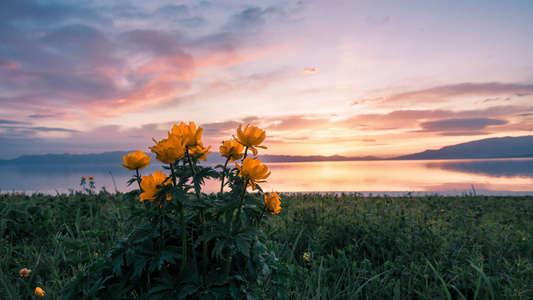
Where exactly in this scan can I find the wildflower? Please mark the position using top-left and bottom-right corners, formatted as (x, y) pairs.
(264, 192), (281, 214)
(235, 158), (271, 190)
(121, 150), (151, 170)
(140, 170), (171, 202)
(189, 141), (211, 161)
(150, 133), (187, 164)
(303, 252), (311, 261)
(235, 124), (267, 155)
(35, 287), (45, 297)
(171, 121), (203, 148)
(19, 268), (31, 277)
(81, 176), (86, 180)
(220, 139), (244, 162)
(89, 176), (94, 180)
(94, 253), (98, 259)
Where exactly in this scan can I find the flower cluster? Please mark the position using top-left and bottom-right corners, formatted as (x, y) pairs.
(121, 122), (280, 211)
(64, 122), (286, 299)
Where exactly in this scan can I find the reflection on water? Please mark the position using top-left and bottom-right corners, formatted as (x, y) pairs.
(1, 158), (532, 196)
(428, 158), (533, 177)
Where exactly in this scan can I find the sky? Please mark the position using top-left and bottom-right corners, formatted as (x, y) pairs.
(1, 0), (533, 160)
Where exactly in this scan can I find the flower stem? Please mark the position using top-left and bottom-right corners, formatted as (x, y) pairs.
(232, 178), (249, 228)
(170, 163), (178, 186)
(219, 157), (230, 194)
(185, 147), (207, 280)
(170, 163), (187, 267)
(225, 247), (232, 276)
(135, 169), (142, 190)
(179, 202), (187, 268)
(257, 204), (267, 228)
(185, 146), (195, 176)
(158, 203), (165, 251)
(227, 177), (249, 276)
(243, 146), (249, 160)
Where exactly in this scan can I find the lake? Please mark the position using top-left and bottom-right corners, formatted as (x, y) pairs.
(1, 158), (533, 196)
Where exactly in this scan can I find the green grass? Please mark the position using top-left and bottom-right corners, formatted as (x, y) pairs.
(1, 191), (532, 299)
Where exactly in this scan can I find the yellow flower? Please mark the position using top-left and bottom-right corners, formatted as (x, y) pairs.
(235, 124), (267, 155)
(235, 158), (271, 190)
(19, 268), (31, 277)
(139, 170), (171, 202)
(171, 121), (203, 148)
(121, 150), (151, 170)
(150, 133), (187, 164)
(303, 252), (312, 261)
(81, 176), (86, 180)
(89, 176), (94, 180)
(264, 192), (281, 214)
(94, 253), (98, 259)
(35, 287), (45, 297)
(220, 139), (244, 162)
(189, 141), (211, 161)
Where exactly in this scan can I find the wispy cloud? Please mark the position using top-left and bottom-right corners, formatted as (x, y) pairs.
(0, 119), (26, 125)
(353, 83), (533, 107)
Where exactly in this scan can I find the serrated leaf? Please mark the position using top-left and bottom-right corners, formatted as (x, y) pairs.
(147, 285), (174, 300)
(132, 255), (147, 280)
(236, 239), (251, 256)
(195, 231), (223, 246)
(213, 239), (231, 259)
(111, 253), (124, 276)
(155, 250), (180, 271)
(177, 284), (201, 299)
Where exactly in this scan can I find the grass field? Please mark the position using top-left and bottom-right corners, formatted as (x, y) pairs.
(1, 191), (532, 299)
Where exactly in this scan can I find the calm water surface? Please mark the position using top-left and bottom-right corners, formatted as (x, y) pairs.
(1, 158), (532, 196)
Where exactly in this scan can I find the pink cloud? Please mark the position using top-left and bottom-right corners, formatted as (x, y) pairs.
(301, 68), (318, 74)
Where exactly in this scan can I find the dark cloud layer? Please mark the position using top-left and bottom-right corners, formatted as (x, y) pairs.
(420, 118), (508, 132)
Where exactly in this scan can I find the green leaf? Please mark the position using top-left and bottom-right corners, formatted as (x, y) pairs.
(177, 284), (201, 299)
(153, 249), (181, 271)
(111, 253), (124, 276)
(132, 254), (147, 280)
(147, 285), (175, 300)
(236, 239), (251, 256)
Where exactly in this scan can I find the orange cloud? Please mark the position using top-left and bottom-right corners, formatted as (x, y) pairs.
(84, 54), (196, 118)
(301, 68), (318, 75)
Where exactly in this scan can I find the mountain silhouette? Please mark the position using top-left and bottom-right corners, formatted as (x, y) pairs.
(393, 136), (533, 160)
(0, 135), (532, 165)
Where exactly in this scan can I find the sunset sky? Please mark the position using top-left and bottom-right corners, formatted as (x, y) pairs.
(1, 0), (533, 160)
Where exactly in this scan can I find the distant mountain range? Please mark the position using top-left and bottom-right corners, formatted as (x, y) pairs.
(393, 135), (533, 160)
(0, 135), (532, 165)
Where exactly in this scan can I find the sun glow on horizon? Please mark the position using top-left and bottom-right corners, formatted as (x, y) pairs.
(0, 1), (532, 159)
